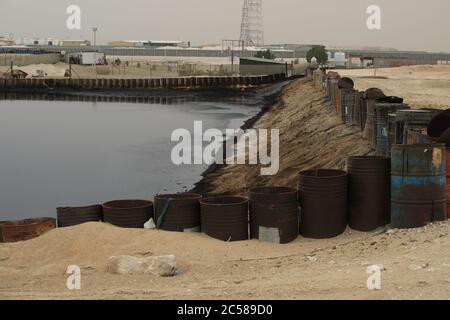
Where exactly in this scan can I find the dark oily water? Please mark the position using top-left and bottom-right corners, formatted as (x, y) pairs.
(0, 93), (266, 220)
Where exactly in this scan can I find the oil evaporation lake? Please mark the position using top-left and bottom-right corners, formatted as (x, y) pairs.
(0, 96), (261, 220)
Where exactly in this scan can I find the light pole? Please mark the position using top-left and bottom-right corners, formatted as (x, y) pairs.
(92, 27), (98, 79)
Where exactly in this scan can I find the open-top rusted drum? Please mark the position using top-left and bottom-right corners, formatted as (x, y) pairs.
(299, 169), (348, 239)
(102, 200), (153, 229)
(154, 193), (202, 232)
(249, 187), (299, 244)
(200, 196), (249, 242)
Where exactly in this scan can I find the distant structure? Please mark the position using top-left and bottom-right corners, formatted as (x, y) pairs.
(239, 0), (264, 47)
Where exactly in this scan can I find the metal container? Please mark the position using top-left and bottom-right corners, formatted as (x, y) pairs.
(396, 109), (437, 125)
(200, 196), (249, 242)
(57, 204), (103, 227)
(154, 193), (202, 232)
(342, 89), (357, 124)
(0, 218), (56, 243)
(298, 170), (348, 239)
(391, 144), (447, 229)
(404, 124), (432, 145)
(249, 187), (299, 244)
(348, 157), (391, 231)
(366, 100), (377, 149)
(359, 93), (368, 131)
(375, 103), (405, 156)
(102, 200), (153, 229)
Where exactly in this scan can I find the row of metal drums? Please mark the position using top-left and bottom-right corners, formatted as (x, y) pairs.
(55, 153), (429, 244)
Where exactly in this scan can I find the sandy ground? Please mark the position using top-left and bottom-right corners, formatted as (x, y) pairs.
(1, 75), (450, 300)
(338, 65), (450, 109)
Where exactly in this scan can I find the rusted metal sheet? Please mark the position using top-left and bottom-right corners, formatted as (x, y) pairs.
(200, 196), (249, 242)
(154, 193), (202, 232)
(391, 144), (447, 229)
(0, 218), (56, 243)
(57, 204), (103, 228)
(102, 200), (153, 229)
(427, 109), (450, 138)
(249, 187), (299, 244)
(348, 157), (391, 231)
(298, 170), (348, 239)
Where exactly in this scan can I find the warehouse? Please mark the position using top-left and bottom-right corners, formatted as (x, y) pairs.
(239, 57), (287, 76)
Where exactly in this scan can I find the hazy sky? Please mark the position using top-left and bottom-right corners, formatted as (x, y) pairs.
(1, 0), (450, 52)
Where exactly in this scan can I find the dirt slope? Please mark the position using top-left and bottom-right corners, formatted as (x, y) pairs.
(200, 78), (371, 195)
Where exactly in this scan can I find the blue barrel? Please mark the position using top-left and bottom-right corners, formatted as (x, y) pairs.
(391, 144), (447, 229)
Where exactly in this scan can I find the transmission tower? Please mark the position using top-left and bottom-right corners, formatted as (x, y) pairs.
(239, 0), (264, 47)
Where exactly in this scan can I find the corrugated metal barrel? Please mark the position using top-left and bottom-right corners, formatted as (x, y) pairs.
(375, 103), (405, 156)
(342, 89), (357, 124)
(102, 200), (153, 229)
(391, 144), (447, 229)
(57, 204), (103, 227)
(200, 196), (249, 242)
(154, 193), (202, 232)
(298, 170), (348, 239)
(366, 100), (377, 149)
(396, 109), (441, 125)
(348, 157), (391, 231)
(249, 187), (299, 244)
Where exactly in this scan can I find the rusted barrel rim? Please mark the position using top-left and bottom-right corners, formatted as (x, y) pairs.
(0, 217), (55, 227)
(155, 193), (202, 201)
(349, 156), (388, 161)
(249, 186), (297, 195)
(57, 204), (100, 211)
(200, 196), (248, 206)
(392, 143), (446, 148)
(102, 200), (153, 210)
(299, 169), (347, 179)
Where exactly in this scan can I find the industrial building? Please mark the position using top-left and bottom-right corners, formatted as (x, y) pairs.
(0, 36), (15, 46)
(239, 57), (287, 75)
(108, 40), (189, 48)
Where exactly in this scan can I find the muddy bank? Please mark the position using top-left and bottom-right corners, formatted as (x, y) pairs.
(195, 78), (372, 196)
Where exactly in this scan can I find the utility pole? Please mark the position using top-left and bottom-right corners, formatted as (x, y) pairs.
(92, 27), (98, 80)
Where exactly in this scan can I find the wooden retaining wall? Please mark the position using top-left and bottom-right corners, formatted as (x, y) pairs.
(0, 74), (286, 91)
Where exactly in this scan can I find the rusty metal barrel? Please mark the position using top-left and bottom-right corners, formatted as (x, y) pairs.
(249, 187), (299, 244)
(298, 170), (348, 239)
(375, 103), (405, 156)
(200, 196), (249, 242)
(391, 144), (447, 229)
(342, 89), (357, 124)
(348, 157), (391, 231)
(57, 204), (103, 227)
(102, 200), (153, 229)
(0, 218), (56, 243)
(154, 193), (202, 232)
